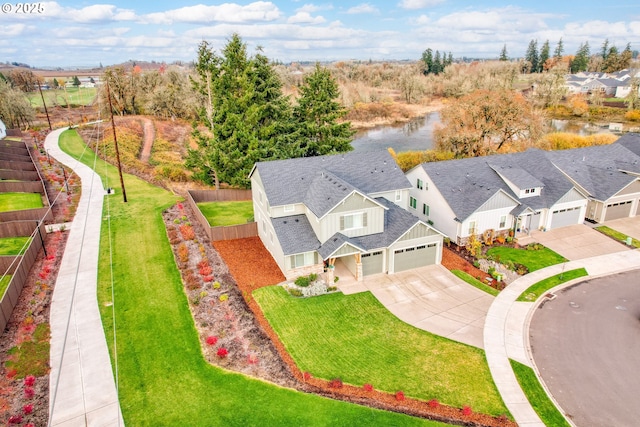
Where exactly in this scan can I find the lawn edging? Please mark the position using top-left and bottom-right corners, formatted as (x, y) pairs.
(516, 268), (588, 302)
(451, 270), (500, 296)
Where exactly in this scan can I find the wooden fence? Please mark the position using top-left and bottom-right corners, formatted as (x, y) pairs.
(0, 181), (47, 194)
(0, 221), (44, 334)
(186, 189), (258, 241)
(0, 146), (29, 157)
(0, 170), (40, 181)
(0, 160), (35, 171)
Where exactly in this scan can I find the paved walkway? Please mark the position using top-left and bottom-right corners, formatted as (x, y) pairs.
(484, 249), (640, 426)
(46, 128), (124, 427)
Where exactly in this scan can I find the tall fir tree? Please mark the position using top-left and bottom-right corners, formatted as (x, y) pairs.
(499, 44), (508, 61)
(525, 39), (539, 73)
(293, 63), (354, 157)
(421, 48), (433, 75)
(553, 38), (564, 61)
(539, 40), (550, 71)
(570, 42), (590, 73)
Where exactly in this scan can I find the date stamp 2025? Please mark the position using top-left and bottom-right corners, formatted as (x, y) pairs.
(1, 3), (44, 14)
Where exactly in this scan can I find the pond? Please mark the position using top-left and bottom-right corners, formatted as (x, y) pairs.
(350, 112), (617, 153)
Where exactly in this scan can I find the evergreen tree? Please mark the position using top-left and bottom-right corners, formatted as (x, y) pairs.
(187, 34), (296, 188)
(447, 52), (453, 66)
(421, 48), (433, 74)
(570, 42), (590, 73)
(601, 39), (610, 59)
(433, 50), (443, 74)
(553, 38), (564, 61)
(525, 40), (539, 73)
(603, 44), (620, 72)
(499, 44), (508, 61)
(52, 78), (59, 88)
(619, 43), (633, 70)
(72, 76), (81, 87)
(293, 63), (354, 157)
(539, 40), (550, 71)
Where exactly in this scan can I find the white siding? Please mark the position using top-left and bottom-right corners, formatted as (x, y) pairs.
(316, 193), (386, 243)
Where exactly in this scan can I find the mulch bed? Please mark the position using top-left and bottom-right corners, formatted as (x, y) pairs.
(441, 246), (488, 282)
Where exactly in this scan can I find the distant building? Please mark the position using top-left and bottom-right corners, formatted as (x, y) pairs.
(0, 119), (6, 139)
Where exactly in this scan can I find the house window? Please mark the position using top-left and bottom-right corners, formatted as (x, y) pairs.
(425, 182), (428, 190)
(468, 220), (476, 235)
(291, 252), (314, 268)
(525, 189), (530, 194)
(423, 203), (429, 216)
(284, 204), (294, 213)
(499, 215), (507, 228)
(341, 212), (367, 230)
(395, 190), (402, 202)
(417, 178), (423, 190)
(410, 197), (417, 209)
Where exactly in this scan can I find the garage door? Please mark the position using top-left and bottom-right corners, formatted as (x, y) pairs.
(393, 243), (437, 273)
(604, 200), (632, 221)
(550, 207), (582, 229)
(361, 251), (383, 276)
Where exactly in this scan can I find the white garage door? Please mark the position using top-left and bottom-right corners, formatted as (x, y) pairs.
(393, 243), (437, 273)
(604, 200), (632, 221)
(361, 251), (383, 276)
(550, 207), (582, 229)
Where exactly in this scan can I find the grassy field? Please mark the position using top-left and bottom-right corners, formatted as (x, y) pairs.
(27, 87), (97, 108)
(517, 268), (588, 302)
(0, 274), (11, 299)
(595, 225), (640, 248)
(197, 201), (254, 226)
(59, 129), (448, 427)
(451, 270), (499, 296)
(254, 286), (509, 417)
(0, 192), (43, 212)
(486, 246), (567, 272)
(0, 236), (32, 255)
(510, 360), (571, 427)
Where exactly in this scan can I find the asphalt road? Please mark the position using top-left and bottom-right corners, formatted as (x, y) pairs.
(529, 270), (640, 427)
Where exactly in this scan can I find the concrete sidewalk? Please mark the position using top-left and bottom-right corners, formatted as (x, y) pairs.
(484, 249), (640, 426)
(46, 128), (124, 427)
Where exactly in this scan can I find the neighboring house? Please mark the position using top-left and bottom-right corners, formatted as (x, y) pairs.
(406, 149), (588, 245)
(0, 119), (6, 139)
(549, 134), (640, 222)
(250, 151), (444, 281)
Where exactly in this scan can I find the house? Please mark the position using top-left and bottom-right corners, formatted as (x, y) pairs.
(406, 149), (588, 245)
(549, 134), (640, 222)
(0, 119), (5, 139)
(250, 151), (444, 281)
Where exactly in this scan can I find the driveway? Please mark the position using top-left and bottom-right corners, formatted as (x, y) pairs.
(522, 224), (629, 260)
(602, 215), (640, 241)
(529, 271), (640, 427)
(337, 264), (493, 348)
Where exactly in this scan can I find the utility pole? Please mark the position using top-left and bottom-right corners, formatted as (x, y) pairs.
(37, 80), (52, 130)
(106, 81), (128, 203)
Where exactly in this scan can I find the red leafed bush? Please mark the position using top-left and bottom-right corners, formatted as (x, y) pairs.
(462, 406), (473, 416)
(24, 387), (35, 399)
(303, 371), (312, 381)
(199, 265), (213, 277)
(24, 375), (36, 387)
(427, 399), (440, 408)
(179, 224), (195, 240)
(8, 415), (22, 424)
(395, 391), (405, 401)
(247, 354), (259, 365)
(203, 275), (213, 283)
(363, 383), (374, 392)
(328, 378), (343, 389)
(216, 347), (229, 358)
(6, 369), (17, 379)
(206, 336), (218, 346)
(22, 404), (33, 414)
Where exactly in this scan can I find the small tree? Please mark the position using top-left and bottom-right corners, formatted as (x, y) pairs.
(72, 75), (81, 87)
(499, 44), (508, 61)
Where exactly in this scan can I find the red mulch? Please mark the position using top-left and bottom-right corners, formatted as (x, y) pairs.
(213, 237), (286, 292)
(213, 237), (515, 427)
(442, 246), (488, 282)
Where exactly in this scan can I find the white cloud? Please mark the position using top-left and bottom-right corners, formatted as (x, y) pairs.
(143, 2), (281, 25)
(398, 0), (445, 10)
(346, 4), (379, 15)
(287, 12), (326, 24)
(0, 24), (28, 37)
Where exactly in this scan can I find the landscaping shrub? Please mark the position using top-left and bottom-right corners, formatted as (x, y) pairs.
(206, 336), (218, 346)
(395, 391), (405, 401)
(624, 110), (640, 122)
(309, 273), (318, 282)
(216, 347), (229, 358)
(294, 276), (310, 287)
(329, 378), (343, 389)
(287, 288), (303, 297)
(427, 399), (440, 408)
(363, 383), (374, 392)
(462, 406), (473, 416)
(303, 372), (312, 381)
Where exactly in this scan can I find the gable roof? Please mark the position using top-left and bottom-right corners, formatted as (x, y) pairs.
(251, 150), (410, 208)
(271, 214), (321, 256)
(548, 141), (640, 201)
(488, 163), (544, 189)
(614, 132), (640, 157)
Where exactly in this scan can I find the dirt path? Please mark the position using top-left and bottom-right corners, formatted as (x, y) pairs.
(139, 117), (155, 163)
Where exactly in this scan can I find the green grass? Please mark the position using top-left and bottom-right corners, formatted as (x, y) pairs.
(451, 270), (499, 296)
(5, 323), (50, 378)
(0, 192), (44, 212)
(595, 225), (640, 248)
(197, 200), (254, 227)
(517, 268), (588, 302)
(59, 129), (447, 427)
(486, 246), (567, 272)
(0, 236), (32, 255)
(27, 87), (97, 108)
(254, 286), (509, 417)
(510, 360), (571, 427)
(0, 274), (11, 299)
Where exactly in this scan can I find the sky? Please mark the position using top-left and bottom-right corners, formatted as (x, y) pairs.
(1, 1), (639, 68)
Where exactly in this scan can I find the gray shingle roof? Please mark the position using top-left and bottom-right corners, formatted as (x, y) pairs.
(421, 149), (578, 222)
(271, 215), (320, 255)
(303, 171), (356, 218)
(252, 150), (410, 207)
(614, 133), (640, 157)
(354, 198), (425, 249)
(318, 233), (365, 259)
(548, 142), (640, 200)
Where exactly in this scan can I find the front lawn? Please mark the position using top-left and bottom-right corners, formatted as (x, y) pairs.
(510, 360), (571, 427)
(0, 274), (11, 298)
(60, 129), (445, 427)
(197, 200), (254, 227)
(451, 270), (499, 296)
(0, 236), (32, 255)
(517, 268), (588, 302)
(254, 286), (509, 417)
(486, 245), (567, 272)
(595, 225), (640, 248)
(0, 193), (43, 212)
